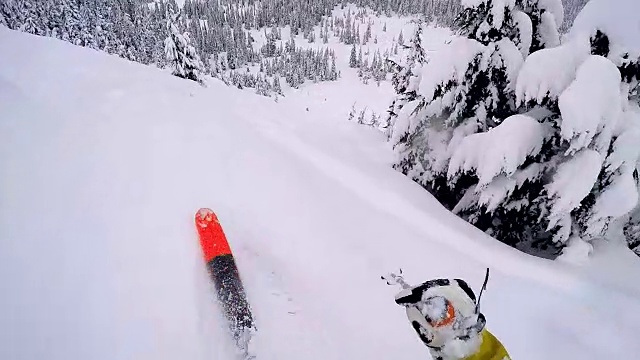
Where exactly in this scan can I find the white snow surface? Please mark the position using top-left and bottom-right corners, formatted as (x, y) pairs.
(557, 236), (593, 265)
(2, 27), (640, 360)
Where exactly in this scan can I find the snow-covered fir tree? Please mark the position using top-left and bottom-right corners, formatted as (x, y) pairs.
(363, 20), (372, 44)
(349, 44), (357, 68)
(357, 49), (390, 85)
(384, 23), (427, 129)
(478, 0), (640, 259)
(388, 0), (566, 257)
(273, 76), (283, 96)
(389, 0), (640, 259)
(164, 11), (204, 83)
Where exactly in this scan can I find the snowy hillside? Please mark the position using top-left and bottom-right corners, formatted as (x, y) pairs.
(246, 6), (433, 127)
(2, 25), (640, 360)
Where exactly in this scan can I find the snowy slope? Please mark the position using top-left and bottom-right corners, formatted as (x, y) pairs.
(240, 5), (428, 124)
(1, 27), (640, 360)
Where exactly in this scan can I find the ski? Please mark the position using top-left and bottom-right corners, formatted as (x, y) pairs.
(195, 208), (256, 359)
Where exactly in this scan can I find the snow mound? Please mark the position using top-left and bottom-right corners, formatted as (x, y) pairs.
(557, 236), (593, 264)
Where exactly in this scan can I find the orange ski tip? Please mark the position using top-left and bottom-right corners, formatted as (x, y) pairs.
(195, 208), (232, 261)
(196, 208), (219, 228)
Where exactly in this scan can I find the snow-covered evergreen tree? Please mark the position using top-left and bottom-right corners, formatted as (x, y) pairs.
(389, 0), (640, 259)
(480, 0), (640, 259)
(390, 0), (531, 179)
(363, 20), (372, 44)
(330, 56), (338, 80)
(349, 44), (357, 68)
(514, 0), (563, 54)
(164, 11), (204, 83)
(556, 0), (640, 257)
(384, 24), (426, 130)
(388, 0), (567, 257)
(273, 76), (283, 95)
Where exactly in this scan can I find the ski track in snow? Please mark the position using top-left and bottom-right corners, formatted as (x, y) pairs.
(1, 24), (640, 360)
